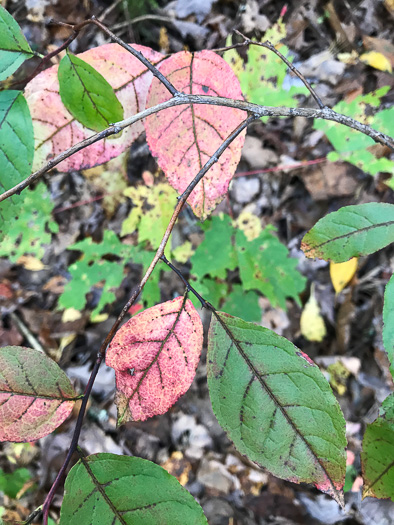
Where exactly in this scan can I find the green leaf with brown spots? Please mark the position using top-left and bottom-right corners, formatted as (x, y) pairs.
(207, 312), (347, 505)
(301, 203), (394, 262)
(59, 453), (208, 524)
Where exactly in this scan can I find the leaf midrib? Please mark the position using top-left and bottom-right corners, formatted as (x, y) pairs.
(213, 311), (342, 501)
(303, 219), (394, 254)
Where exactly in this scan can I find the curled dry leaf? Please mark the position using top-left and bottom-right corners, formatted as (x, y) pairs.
(106, 295), (203, 424)
(0, 346), (77, 442)
(145, 50), (247, 219)
(24, 44), (163, 171)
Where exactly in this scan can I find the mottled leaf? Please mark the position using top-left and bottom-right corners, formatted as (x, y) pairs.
(106, 295), (203, 424)
(24, 44), (163, 171)
(0, 182), (58, 261)
(145, 50), (246, 219)
(0, 346), (77, 442)
(383, 274), (394, 379)
(58, 52), (124, 132)
(0, 6), (34, 81)
(362, 393), (394, 500)
(301, 203), (394, 262)
(0, 90), (34, 193)
(207, 312), (347, 505)
(60, 453), (208, 524)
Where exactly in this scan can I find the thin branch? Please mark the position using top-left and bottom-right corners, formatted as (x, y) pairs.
(160, 254), (208, 308)
(233, 30), (325, 109)
(40, 114), (253, 525)
(89, 16), (180, 97)
(1, 94), (393, 205)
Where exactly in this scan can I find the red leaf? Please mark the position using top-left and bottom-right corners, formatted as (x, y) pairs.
(24, 44), (163, 171)
(144, 50), (247, 220)
(106, 296), (203, 424)
(0, 346), (77, 442)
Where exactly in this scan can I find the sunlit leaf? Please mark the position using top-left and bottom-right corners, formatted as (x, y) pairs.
(106, 295), (203, 424)
(362, 393), (394, 501)
(145, 50), (246, 219)
(383, 274), (394, 379)
(60, 453), (208, 524)
(24, 44), (163, 171)
(330, 258), (358, 294)
(0, 6), (34, 80)
(301, 203), (394, 262)
(0, 346), (77, 442)
(58, 52), (124, 132)
(207, 312), (346, 505)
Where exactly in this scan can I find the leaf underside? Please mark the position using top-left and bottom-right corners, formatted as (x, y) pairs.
(0, 346), (77, 442)
(24, 44), (163, 172)
(361, 393), (394, 501)
(207, 312), (346, 505)
(106, 295), (203, 424)
(301, 203), (394, 263)
(60, 453), (208, 524)
(145, 50), (247, 220)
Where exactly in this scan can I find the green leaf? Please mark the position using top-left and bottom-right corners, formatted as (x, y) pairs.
(383, 274), (394, 379)
(223, 17), (308, 121)
(0, 6), (34, 80)
(314, 87), (394, 178)
(0, 467), (32, 499)
(60, 453), (208, 524)
(207, 312), (346, 505)
(362, 393), (394, 501)
(190, 215), (237, 279)
(0, 182), (57, 261)
(0, 90), (34, 194)
(221, 285), (261, 322)
(236, 228), (305, 309)
(58, 52), (124, 132)
(301, 203), (394, 262)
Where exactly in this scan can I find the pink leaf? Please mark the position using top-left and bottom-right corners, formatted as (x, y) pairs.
(0, 346), (77, 442)
(144, 50), (247, 219)
(24, 44), (163, 171)
(106, 296), (203, 424)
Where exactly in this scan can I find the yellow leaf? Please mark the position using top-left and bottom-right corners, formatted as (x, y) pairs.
(16, 255), (47, 271)
(300, 288), (326, 342)
(90, 312), (109, 323)
(360, 51), (393, 73)
(172, 241), (194, 264)
(234, 211), (262, 241)
(330, 258), (358, 294)
(62, 307), (82, 323)
(59, 333), (77, 353)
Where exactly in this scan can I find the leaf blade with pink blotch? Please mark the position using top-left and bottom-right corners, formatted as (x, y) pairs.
(24, 44), (163, 172)
(144, 50), (247, 219)
(0, 346), (77, 442)
(106, 295), (203, 424)
(207, 312), (347, 505)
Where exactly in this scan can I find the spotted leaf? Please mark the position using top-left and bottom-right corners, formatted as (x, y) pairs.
(106, 295), (203, 424)
(24, 44), (163, 171)
(207, 312), (347, 505)
(145, 50), (246, 219)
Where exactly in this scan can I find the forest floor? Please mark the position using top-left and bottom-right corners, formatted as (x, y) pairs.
(0, 0), (394, 524)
